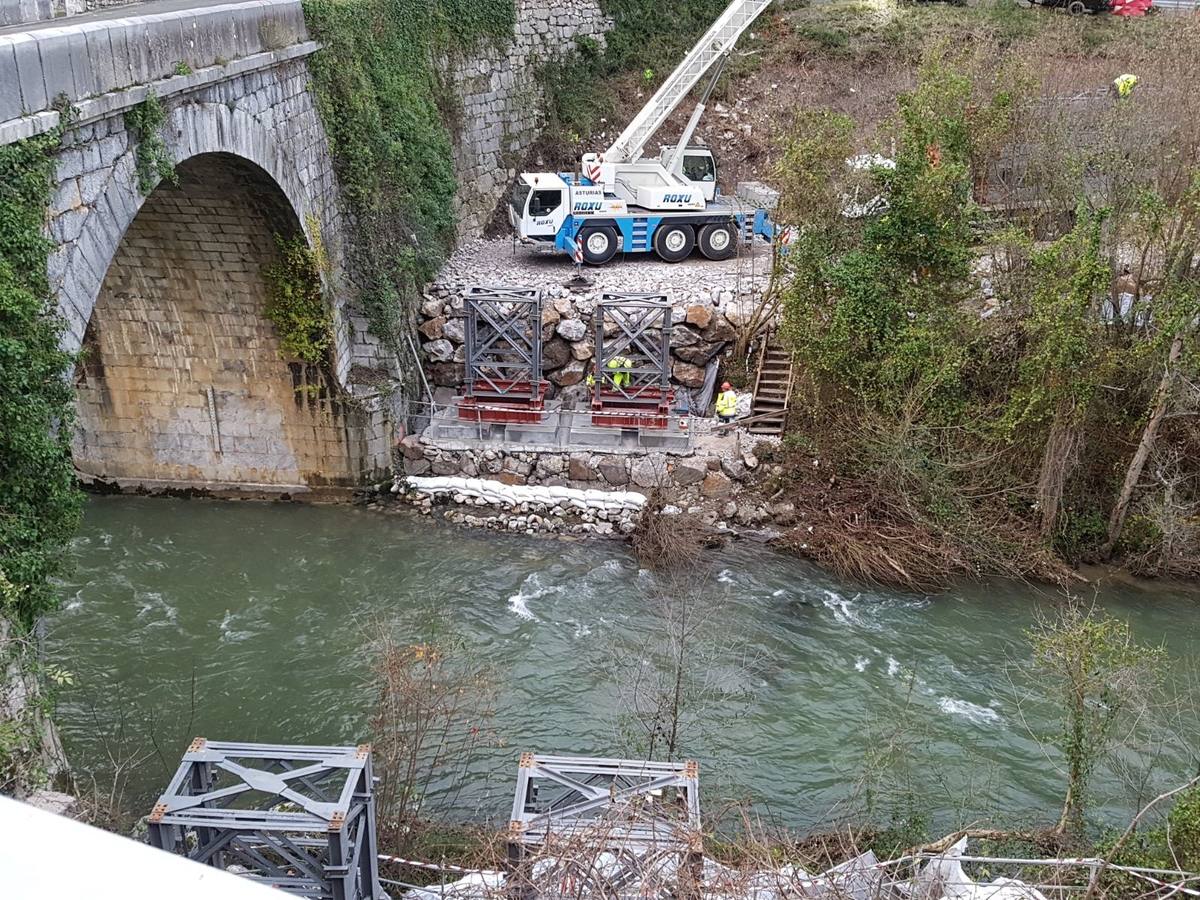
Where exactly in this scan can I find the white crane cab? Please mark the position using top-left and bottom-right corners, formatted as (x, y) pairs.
(659, 144), (719, 201)
(509, 173), (570, 240)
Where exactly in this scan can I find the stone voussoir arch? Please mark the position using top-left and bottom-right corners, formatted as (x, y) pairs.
(50, 76), (355, 385)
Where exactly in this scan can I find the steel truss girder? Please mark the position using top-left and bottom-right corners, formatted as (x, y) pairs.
(592, 293), (673, 407)
(148, 738), (386, 900)
(463, 286), (545, 402)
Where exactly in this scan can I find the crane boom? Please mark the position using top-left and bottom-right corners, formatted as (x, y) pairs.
(603, 0), (773, 164)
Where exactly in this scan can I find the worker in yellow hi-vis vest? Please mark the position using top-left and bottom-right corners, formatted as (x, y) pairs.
(715, 381), (737, 423)
(1113, 73), (1138, 99)
(606, 355), (632, 389)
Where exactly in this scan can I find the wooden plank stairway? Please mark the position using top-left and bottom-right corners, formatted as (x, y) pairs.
(748, 332), (794, 436)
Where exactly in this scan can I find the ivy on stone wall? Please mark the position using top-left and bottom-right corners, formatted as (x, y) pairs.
(125, 94), (178, 194)
(264, 234), (334, 364)
(301, 0), (516, 362)
(0, 130), (83, 631)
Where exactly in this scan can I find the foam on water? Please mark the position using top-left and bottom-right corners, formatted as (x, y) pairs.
(717, 568), (736, 585)
(218, 609), (254, 643)
(938, 696), (1001, 725)
(133, 591), (177, 626)
(822, 590), (864, 626)
(507, 572), (559, 621)
(854, 656), (869, 672)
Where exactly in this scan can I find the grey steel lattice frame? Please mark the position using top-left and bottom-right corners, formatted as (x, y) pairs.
(506, 754), (702, 899)
(148, 738), (386, 900)
(507, 753), (700, 850)
(463, 286), (544, 402)
(592, 293), (673, 406)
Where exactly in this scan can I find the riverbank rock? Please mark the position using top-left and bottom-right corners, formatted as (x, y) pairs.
(672, 361), (707, 388)
(557, 318), (587, 341)
(671, 458), (707, 486)
(423, 338), (454, 362)
(701, 471), (734, 498)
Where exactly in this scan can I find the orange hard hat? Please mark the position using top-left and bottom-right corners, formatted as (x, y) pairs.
(721, 382), (732, 391)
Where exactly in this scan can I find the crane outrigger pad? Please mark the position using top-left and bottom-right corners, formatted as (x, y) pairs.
(458, 286), (549, 424)
(592, 293), (674, 429)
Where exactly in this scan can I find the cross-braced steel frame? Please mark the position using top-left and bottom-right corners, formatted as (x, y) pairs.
(148, 738), (386, 900)
(506, 754), (702, 899)
(592, 293), (674, 428)
(459, 285), (548, 424)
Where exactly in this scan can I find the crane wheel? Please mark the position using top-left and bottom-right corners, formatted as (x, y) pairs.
(698, 223), (737, 261)
(652, 223), (696, 263)
(579, 226), (619, 265)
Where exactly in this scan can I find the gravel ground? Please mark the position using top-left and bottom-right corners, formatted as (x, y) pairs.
(431, 238), (772, 308)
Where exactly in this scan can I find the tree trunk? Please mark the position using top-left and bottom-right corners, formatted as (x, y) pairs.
(1036, 399), (1082, 540)
(1100, 331), (1186, 560)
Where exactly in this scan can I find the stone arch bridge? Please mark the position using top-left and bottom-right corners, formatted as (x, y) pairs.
(2, 0), (395, 493)
(3, 0), (609, 493)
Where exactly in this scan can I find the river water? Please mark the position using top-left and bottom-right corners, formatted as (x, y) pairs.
(48, 496), (1199, 831)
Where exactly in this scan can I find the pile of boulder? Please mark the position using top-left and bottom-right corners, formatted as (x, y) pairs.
(417, 239), (771, 395)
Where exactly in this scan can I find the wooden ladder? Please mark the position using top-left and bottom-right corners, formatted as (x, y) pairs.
(748, 330), (794, 436)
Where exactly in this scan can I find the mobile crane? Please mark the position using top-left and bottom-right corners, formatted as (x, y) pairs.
(509, 0), (778, 265)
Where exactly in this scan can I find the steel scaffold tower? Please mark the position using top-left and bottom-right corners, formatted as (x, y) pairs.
(148, 738), (386, 900)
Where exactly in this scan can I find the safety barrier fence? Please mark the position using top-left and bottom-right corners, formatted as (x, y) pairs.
(373, 847), (1200, 898)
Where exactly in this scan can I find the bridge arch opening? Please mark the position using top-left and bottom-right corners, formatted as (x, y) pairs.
(72, 152), (364, 492)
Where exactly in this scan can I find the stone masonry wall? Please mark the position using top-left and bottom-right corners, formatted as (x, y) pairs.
(72, 155), (388, 490)
(44, 54), (397, 491)
(392, 433), (803, 534)
(445, 0), (611, 236)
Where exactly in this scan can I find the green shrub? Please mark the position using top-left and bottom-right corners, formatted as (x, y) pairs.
(1167, 784), (1200, 869)
(1053, 507), (1107, 563)
(542, 0), (733, 144)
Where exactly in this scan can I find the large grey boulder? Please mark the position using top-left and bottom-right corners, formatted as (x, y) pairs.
(630, 455), (666, 488)
(599, 458), (630, 485)
(550, 360), (586, 386)
(557, 318), (587, 342)
(672, 361), (707, 388)
(673, 340), (724, 366)
(423, 339), (454, 362)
